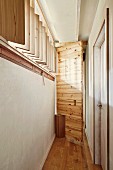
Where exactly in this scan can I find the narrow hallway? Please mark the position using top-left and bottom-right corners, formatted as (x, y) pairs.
(43, 135), (102, 170)
(0, 0), (113, 170)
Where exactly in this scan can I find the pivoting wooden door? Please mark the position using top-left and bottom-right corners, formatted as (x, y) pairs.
(56, 42), (83, 143)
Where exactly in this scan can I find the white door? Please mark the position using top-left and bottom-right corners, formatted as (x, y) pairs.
(94, 47), (101, 165)
(94, 41), (107, 169)
(101, 41), (107, 170)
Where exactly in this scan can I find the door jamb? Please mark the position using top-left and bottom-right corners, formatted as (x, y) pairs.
(93, 8), (109, 170)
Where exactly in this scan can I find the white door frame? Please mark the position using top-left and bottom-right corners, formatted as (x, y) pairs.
(93, 8), (109, 170)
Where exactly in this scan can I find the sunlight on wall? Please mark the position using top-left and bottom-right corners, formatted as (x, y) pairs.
(60, 56), (82, 91)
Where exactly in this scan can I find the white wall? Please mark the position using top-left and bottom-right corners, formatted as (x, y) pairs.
(86, 0), (113, 169)
(0, 57), (55, 170)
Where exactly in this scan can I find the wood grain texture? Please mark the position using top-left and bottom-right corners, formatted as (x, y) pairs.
(43, 135), (102, 170)
(0, 0), (25, 44)
(0, 0), (56, 73)
(55, 115), (65, 138)
(56, 42), (83, 142)
(55, 41), (87, 49)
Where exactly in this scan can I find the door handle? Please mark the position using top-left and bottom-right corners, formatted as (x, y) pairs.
(97, 104), (102, 108)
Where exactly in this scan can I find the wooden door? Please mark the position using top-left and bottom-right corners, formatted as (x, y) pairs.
(56, 42), (83, 143)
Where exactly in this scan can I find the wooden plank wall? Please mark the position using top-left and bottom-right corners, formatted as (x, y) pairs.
(0, 0), (25, 44)
(56, 42), (83, 143)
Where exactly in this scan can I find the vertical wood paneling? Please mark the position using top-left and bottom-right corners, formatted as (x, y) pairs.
(0, 0), (25, 44)
(57, 43), (83, 142)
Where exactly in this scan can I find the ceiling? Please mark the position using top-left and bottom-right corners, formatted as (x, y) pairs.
(79, 0), (99, 41)
(38, 0), (99, 42)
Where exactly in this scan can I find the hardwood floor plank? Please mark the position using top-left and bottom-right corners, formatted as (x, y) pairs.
(43, 135), (102, 170)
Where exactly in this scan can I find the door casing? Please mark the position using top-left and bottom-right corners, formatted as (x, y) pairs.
(93, 8), (109, 170)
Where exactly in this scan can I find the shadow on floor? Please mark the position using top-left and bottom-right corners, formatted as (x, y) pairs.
(43, 133), (102, 170)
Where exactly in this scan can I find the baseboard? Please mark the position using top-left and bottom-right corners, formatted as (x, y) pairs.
(85, 129), (93, 162)
(85, 129), (89, 141)
(39, 134), (55, 170)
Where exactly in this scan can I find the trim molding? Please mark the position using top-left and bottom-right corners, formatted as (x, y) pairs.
(106, 8), (109, 170)
(0, 44), (55, 81)
(85, 129), (93, 162)
(93, 8), (109, 169)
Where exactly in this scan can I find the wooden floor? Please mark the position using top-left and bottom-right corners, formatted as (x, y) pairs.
(43, 134), (102, 170)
